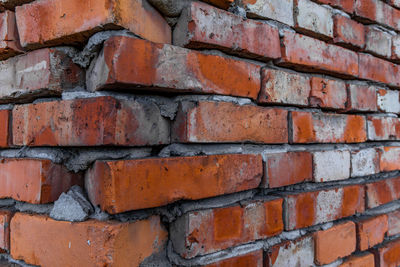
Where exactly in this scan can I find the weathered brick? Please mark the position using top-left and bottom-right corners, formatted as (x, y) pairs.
(174, 2), (280, 60)
(201, 0), (234, 9)
(339, 253), (375, 267)
(171, 198), (283, 258)
(372, 238), (400, 267)
(367, 116), (400, 141)
(0, 11), (21, 60)
(265, 236), (315, 267)
(333, 14), (365, 49)
(242, 0), (294, 26)
(264, 152), (313, 188)
(0, 158), (81, 204)
(356, 215), (388, 251)
(10, 213), (167, 267)
(87, 36), (261, 99)
(314, 221), (356, 265)
(379, 147), (400, 172)
(15, 0), (170, 48)
(0, 0), (34, 10)
(12, 96), (169, 147)
(389, 0), (400, 8)
(365, 177), (400, 208)
(388, 210), (400, 236)
(309, 77), (347, 109)
(0, 210), (12, 251)
(202, 250), (263, 267)
(351, 148), (379, 177)
(258, 68), (311, 106)
(391, 34), (400, 61)
(377, 89), (400, 113)
(172, 101), (288, 144)
(365, 26), (392, 58)
(313, 0), (355, 13)
(0, 48), (83, 104)
(0, 110), (9, 148)
(313, 150), (350, 182)
(354, 0), (400, 30)
(358, 53), (400, 88)
(86, 154), (263, 213)
(284, 185), (364, 230)
(290, 111), (367, 143)
(295, 0), (333, 38)
(347, 83), (378, 112)
(278, 31), (359, 77)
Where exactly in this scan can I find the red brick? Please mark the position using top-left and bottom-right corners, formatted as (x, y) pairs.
(87, 36), (261, 99)
(284, 185), (365, 230)
(171, 198), (283, 258)
(358, 53), (400, 88)
(265, 236), (315, 266)
(172, 101), (288, 144)
(0, 158), (81, 204)
(290, 111), (367, 143)
(309, 77), (347, 109)
(10, 213), (167, 267)
(0, 110), (9, 148)
(201, 0), (234, 9)
(354, 0), (400, 30)
(365, 26), (392, 58)
(0, 48), (83, 104)
(314, 0), (355, 13)
(379, 147), (400, 172)
(388, 210), (400, 236)
(277, 31), (359, 77)
(356, 215), (388, 251)
(264, 152), (312, 188)
(367, 116), (400, 141)
(12, 96), (169, 147)
(86, 154), (263, 213)
(365, 177), (400, 208)
(377, 89), (400, 113)
(333, 15), (365, 49)
(174, 1), (280, 60)
(314, 221), (356, 265)
(259, 68), (311, 106)
(373, 238), (400, 267)
(15, 0), (170, 49)
(203, 250), (263, 267)
(0, 11), (21, 59)
(0, 210), (12, 251)
(347, 83), (378, 112)
(339, 253), (375, 267)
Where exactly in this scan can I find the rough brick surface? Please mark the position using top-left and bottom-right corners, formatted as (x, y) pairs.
(0, 110), (9, 148)
(358, 53), (400, 87)
(0, 11), (21, 59)
(10, 213), (168, 267)
(388, 210), (400, 236)
(87, 36), (261, 99)
(356, 215), (388, 251)
(15, 0), (171, 48)
(12, 96), (169, 146)
(86, 154), (263, 213)
(377, 89), (400, 113)
(347, 83), (377, 112)
(367, 116), (400, 141)
(171, 199), (283, 258)
(309, 77), (347, 109)
(313, 150), (350, 182)
(333, 14), (365, 48)
(339, 253), (375, 267)
(365, 26), (392, 58)
(243, 0), (294, 26)
(203, 250), (263, 267)
(379, 147), (400, 172)
(0, 210), (12, 251)
(314, 0), (355, 13)
(365, 177), (400, 208)
(373, 238), (400, 267)
(351, 148), (379, 177)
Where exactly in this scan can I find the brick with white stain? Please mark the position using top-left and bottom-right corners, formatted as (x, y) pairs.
(347, 83), (377, 112)
(243, 0), (294, 26)
(377, 89), (400, 113)
(333, 14), (365, 49)
(392, 35), (400, 60)
(351, 148), (379, 177)
(367, 116), (400, 141)
(365, 26), (392, 58)
(388, 210), (400, 236)
(309, 77), (347, 109)
(379, 147), (400, 172)
(313, 150), (350, 182)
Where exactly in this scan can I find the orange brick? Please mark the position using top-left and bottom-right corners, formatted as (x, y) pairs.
(172, 101), (288, 144)
(357, 215), (388, 251)
(314, 221), (356, 265)
(174, 1), (280, 60)
(284, 185), (364, 230)
(359, 53), (400, 88)
(314, 0), (355, 13)
(0, 110), (9, 148)
(290, 111), (367, 143)
(0, 210), (12, 251)
(0, 158), (81, 204)
(201, 0), (234, 9)
(367, 116), (400, 141)
(373, 238), (400, 267)
(347, 83), (377, 112)
(277, 31), (358, 77)
(310, 77), (347, 110)
(0, 11), (22, 59)
(354, 0), (399, 31)
(366, 177), (400, 208)
(379, 147), (400, 172)
(171, 198), (283, 258)
(87, 36), (261, 99)
(0, 0), (33, 10)
(264, 152), (313, 188)
(10, 213), (167, 267)
(12, 96), (169, 146)
(15, 0), (170, 48)
(86, 154), (263, 213)
(333, 15), (365, 49)
(203, 250), (263, 267)
(388, 210), (400, 236)
(339, 253), (375, 267)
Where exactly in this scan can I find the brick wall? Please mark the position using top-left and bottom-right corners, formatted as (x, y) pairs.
(0, 0), (398, 266)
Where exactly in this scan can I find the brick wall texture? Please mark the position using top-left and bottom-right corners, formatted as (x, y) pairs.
(0, 0), (399, 266)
